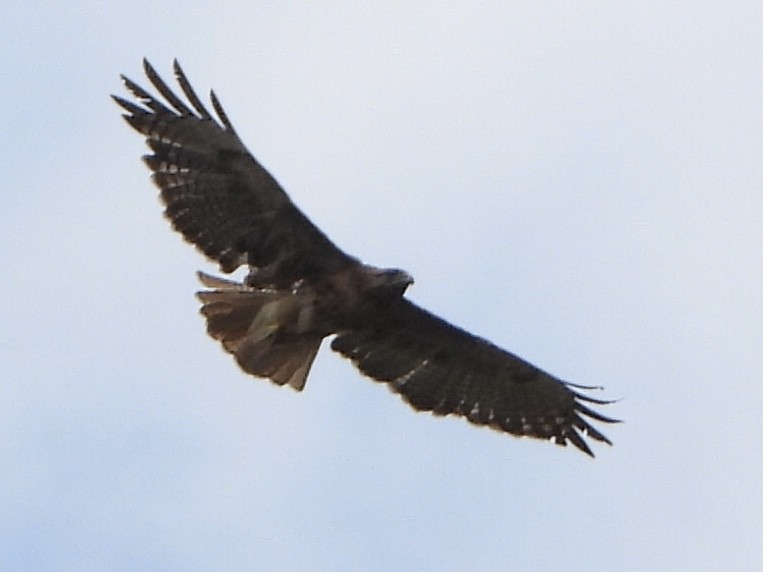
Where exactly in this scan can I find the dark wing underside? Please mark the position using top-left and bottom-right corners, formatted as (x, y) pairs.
(332, 299), (617, 456)
(113, 59), (353, 285)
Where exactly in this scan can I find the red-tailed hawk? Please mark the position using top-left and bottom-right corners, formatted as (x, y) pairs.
(114, 59), (617, 456)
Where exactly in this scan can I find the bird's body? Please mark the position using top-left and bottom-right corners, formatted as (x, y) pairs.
(114, 59), (617, 456)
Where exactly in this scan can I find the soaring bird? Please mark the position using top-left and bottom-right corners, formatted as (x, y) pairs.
(114, 59), (617, 456)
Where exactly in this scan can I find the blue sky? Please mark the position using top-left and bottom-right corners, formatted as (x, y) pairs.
(2, 3), (761, 570)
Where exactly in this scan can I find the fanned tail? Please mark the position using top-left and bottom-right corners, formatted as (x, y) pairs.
(196, 272), (322, 390)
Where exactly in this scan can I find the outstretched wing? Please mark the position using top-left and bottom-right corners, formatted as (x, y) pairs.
(332, 299), (617, 456)
(113, 59), (353, 284)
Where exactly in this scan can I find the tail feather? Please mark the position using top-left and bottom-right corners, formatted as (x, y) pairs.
(236, 336), (321, 390)
(196, 271), (322, 390)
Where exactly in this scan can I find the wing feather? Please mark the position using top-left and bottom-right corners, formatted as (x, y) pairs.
(143, 58), (195, 117)
(114, 60), (353, 282)
(332, 300), (618, 456)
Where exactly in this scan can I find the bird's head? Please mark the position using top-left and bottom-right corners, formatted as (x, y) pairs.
(366, 266), (414, 298)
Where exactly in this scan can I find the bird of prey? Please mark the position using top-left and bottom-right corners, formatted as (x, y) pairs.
(114, 59), (617, 457)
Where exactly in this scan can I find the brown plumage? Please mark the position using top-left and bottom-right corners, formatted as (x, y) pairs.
(114, 59), (618, 456)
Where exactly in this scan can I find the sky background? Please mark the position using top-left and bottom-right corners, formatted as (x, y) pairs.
(2, 3), (761, 571)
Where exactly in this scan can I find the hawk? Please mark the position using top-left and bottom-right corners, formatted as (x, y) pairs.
(114, 59), (618, 456)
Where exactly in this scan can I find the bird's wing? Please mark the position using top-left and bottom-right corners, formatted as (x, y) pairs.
(332, 299), (618, 456)
(113, 59), (353, 284)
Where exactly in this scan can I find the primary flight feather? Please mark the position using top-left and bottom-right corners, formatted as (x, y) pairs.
(114, 59), (618, 456)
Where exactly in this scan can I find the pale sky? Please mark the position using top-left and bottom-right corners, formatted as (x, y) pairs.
(2, 3), (761, 570)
